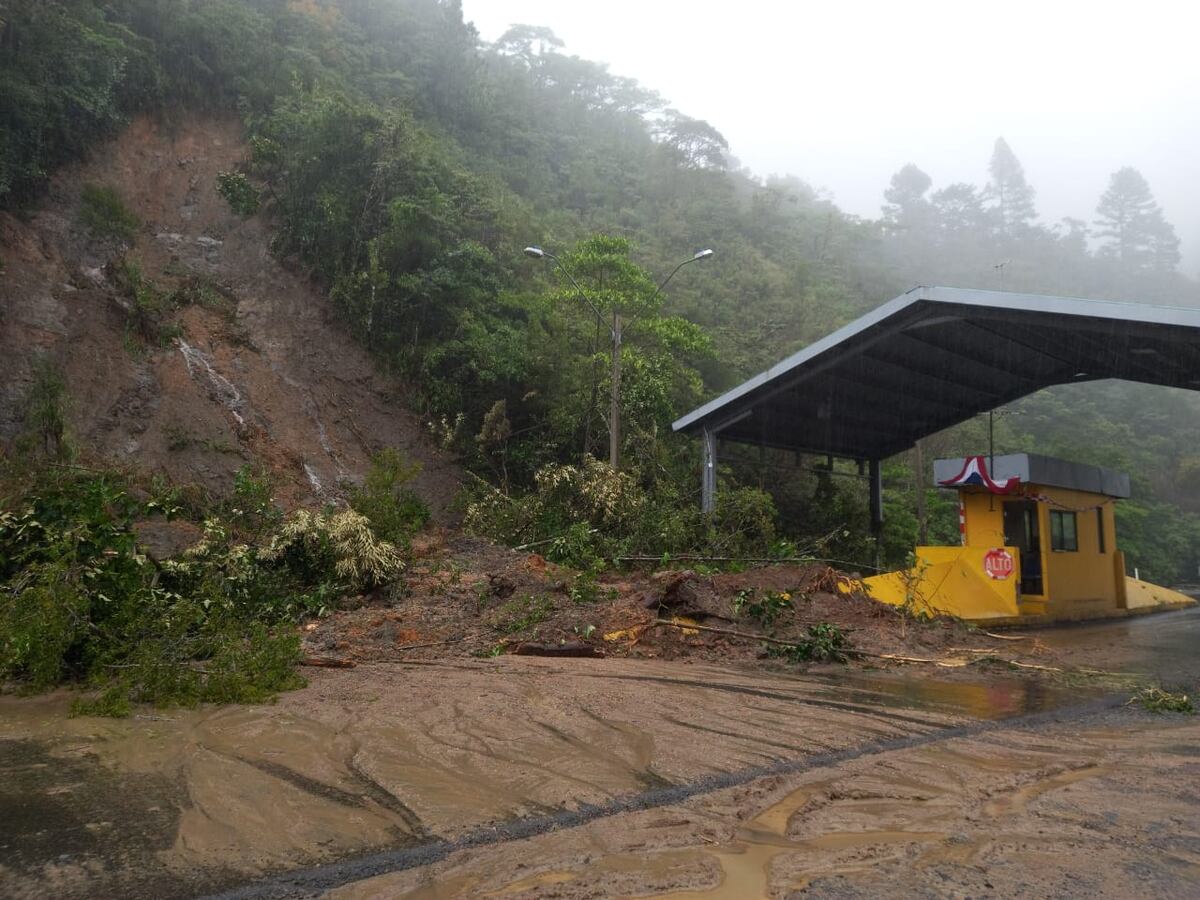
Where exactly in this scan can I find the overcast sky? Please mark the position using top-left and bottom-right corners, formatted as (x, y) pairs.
(461, 0), (1199, 275)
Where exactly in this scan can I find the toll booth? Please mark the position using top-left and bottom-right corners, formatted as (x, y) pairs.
(861, 453), (1196, 622)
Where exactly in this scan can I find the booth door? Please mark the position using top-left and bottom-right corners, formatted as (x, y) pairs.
(1002, 500), (1044, 596)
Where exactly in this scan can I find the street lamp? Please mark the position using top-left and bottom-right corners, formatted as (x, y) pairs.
(525, 245), (714, 470)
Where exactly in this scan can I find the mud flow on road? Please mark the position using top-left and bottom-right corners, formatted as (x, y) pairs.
(2, 637), (1198, 899)
(1026, 605), (1200, 685)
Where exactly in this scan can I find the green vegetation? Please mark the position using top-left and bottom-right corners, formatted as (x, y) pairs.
(215, 170), (260, 216)
(348, 449), (430, 549)
(732, 589), (795, 628)
(0, 460), (409, 714)
(767, 623), (853, 664)
(1, 375), (413, 714)
(1130, 686), (1195, 714)
(2, 1), (1198, 582)
(78, 184), (139, 242)
(492, 594), (554, 635)
(16, 355), (72, 461)
(112, 256), (179, 346)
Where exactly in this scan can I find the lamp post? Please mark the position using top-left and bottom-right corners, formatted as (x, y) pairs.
(524, 245), (713, 470)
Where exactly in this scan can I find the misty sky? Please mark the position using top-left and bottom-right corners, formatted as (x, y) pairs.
(461, 0), (1199, 275)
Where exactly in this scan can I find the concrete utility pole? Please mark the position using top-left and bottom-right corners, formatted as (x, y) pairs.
(525, 246), (712, 470)
(609, 309), (622, 468)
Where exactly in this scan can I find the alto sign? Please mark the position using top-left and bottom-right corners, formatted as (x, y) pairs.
(983, 548), (1015, 580)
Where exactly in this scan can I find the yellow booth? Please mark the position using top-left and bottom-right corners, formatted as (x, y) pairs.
(862, 453), (1196, 623)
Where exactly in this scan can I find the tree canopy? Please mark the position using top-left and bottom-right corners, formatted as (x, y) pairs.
(3, 0), (1198, 581)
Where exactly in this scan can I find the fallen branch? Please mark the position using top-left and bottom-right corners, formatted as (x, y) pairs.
(300, 656), (356, 669)
(515, 529), (597, 551)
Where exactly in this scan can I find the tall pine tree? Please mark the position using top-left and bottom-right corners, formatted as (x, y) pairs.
(1094, 166), (1178, 273)
(985, 137), (1038, 239)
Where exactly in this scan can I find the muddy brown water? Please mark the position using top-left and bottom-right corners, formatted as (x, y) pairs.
(1027, 604), (1200, 685)
(0, 649), (1178, 899)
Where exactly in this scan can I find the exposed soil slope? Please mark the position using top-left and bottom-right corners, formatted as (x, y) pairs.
(0, 116), (460, 515)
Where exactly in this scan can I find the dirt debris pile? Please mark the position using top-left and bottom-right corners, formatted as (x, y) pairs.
(303, 534), (1058, 675)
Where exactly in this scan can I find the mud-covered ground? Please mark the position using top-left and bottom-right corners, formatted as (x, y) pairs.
(1, 659), (974, 899)
(1, 644), (1195, 899)
(322, 706), (1200, 900)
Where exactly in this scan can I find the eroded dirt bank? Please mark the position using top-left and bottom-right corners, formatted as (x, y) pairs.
(0, 115), (460, 515)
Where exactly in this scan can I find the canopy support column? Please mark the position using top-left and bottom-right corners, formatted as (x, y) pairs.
(702, 425), (717, 514)
(869, 457), (884, 567)
(869, 458), (883, 534)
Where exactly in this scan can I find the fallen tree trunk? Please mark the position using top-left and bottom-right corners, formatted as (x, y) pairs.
(513, 640), (605, 658)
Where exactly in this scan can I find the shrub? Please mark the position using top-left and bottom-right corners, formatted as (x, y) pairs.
(216, 171), (261, 216)
(767, 623), (853, 664)
(111, 257), (179, 346)
(463, 456), (780, 569)
(17, 355), (72, 461)
(348, 449), (430, 548)
(79, 184), (139, 242)
(225, 464), (280, 536)
(0, 465), (402, 715)
(259, 508), (405, 591)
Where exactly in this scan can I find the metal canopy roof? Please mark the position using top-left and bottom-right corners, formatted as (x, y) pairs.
(673, 286), (1200, 461)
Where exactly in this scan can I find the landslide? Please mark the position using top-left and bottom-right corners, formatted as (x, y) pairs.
(0, 115), (460, 516)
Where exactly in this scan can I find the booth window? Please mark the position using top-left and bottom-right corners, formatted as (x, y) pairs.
(1097, 508), (1106, 554)
(1050, 510), (1078, 552)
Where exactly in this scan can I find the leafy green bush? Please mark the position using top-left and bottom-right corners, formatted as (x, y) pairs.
(463, 456), (779, 569)
(259, 508), (405, 592)
(216, 171), (261, 216)
(349, 449), (430, 548)
(79, 184), (139, 242)
(0, 464), (405, 715)
(224, 464), (281, 536)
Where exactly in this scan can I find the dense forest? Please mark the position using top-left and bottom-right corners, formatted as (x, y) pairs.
(3, 0), (1199, 584)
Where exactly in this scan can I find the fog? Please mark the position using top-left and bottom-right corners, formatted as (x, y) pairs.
(462, 0), (1200, 274)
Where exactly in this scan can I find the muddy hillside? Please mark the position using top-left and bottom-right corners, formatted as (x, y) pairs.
(0, 116), (460, 515)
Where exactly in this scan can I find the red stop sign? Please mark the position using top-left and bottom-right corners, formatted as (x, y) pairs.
(984, 548), (1015, 580)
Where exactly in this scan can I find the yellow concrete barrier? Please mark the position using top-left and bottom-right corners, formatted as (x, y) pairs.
(1124, 578), (1197, 611)
(859, 545), (1021, 620)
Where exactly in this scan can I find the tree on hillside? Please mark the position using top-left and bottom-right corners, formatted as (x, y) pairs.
(550, 235), (711, 467)
(653, 109), (729, 170)
(881, 164), (933, 235)
(984, 137), (1037, 238)
(1094, 166), (1179, 273)
(931, 182), (986, 239)
(494, 23), (564, 66)
(1149, 211), (1182, 274)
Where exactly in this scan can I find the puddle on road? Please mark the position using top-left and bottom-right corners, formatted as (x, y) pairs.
(807, 670), (1083, 720)
(1029, 605), (1200, 682)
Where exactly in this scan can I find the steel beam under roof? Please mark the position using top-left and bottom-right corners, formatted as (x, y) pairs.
(674, 286), (1200, 517)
